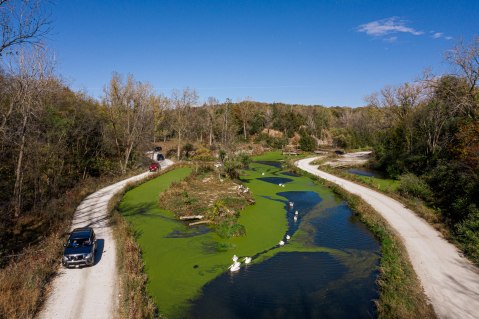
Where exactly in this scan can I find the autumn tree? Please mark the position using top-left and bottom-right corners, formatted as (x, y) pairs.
(205, 96), (219, 146)
(103, 73), (156, 174)
(2, 49), (54, 217)
(170, 88), (198, 159)
(152, 94), (169, 143)
(234, 98), (255, 140)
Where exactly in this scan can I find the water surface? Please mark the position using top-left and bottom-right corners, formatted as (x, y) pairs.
(188, 161), (380, 318)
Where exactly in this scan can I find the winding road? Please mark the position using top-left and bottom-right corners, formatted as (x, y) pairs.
(296, 157), (479, 319)
(39, 160), (173, 319)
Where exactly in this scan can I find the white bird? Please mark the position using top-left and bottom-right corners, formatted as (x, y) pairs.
(294, 215), (298, 222)
(244, 257), (252, 264)
(262, 172), (265, 176)
(281, 184), (285, 187)
(232, 254), (238, 262)
(286, 235), (291, 240)
(295, 210), (298, 215)
(289, 201), (294, 207)
(229, 261), (241, 272)
(279, 183), (283, 187)
(279, 240), (285, 246)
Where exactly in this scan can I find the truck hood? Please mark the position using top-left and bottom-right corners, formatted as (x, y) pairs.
(63, 246), (93, 256)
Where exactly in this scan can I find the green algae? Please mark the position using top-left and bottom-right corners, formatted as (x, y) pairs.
(119, 156), (370, 318)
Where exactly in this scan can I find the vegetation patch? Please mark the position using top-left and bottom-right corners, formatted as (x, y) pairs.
(158, 165), (253, 238)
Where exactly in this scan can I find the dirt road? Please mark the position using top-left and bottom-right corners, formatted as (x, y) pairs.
(296, 157), (479, 319)
(39, 160), (173, 319)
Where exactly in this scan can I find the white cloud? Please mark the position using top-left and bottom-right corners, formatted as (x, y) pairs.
(385, 36), (398, 43)
(429, 31), (453, 40)
(357, 17), (423, 37)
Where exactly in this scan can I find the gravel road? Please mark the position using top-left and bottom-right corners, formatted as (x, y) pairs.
(296, 157), (479, 319)
(39, 160), (173, 319)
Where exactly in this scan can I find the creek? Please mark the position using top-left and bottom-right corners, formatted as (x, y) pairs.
(120, 155), (380, 318)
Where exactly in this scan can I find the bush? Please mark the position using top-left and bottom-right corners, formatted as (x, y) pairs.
(397, 173), (433, 202)
(191, 147), (214, 161)
(223, 157), (242, 179)
(216, 220), (246, 238)
(254, 133), (288, 149)
(238, 152), (251, 169)
(455, 206), (479, 263)
(299, 134), (316, 152)
(182, 143), (194, 159)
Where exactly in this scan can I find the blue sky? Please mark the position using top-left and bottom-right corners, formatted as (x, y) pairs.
(48, 0), (479, 106)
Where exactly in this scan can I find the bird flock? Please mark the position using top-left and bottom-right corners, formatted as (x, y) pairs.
(228, 171), (300, 273)
(229, 200), (299, 272)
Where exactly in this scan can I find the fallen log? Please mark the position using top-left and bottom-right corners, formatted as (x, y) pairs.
(189, 220), (212, 226)
(180, 215), (204, 220)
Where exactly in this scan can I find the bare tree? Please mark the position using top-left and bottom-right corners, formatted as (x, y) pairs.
(5, 48), (54, 217)
(205, 96), (219, 146)
(0, 0), (50, 56)
(152, 93), (168, 143)
(103, 73), (155, 174)
(170, 88), (198, 159)
(234, 97), (255, 140)
(263, 105), (273, 133)
(445, 37), (479, 118)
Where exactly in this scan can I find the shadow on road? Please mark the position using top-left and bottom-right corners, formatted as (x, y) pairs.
(94, 239), (105, 266)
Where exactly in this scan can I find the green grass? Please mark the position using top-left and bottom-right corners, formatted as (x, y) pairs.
(320, 165), (400, 192)
(354, 175), (400, 192)
(119, 155), (377, 318)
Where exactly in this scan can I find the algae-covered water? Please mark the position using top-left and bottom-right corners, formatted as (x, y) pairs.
(119, 153), (380, 318)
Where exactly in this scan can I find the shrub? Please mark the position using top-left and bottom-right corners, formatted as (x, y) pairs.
(238, 152), (251, 169)
(182, 143), (194, 159)
(216, 220), (246, 238)
(191, 147), (214, 161)
(299, 134), (316, 152)
(397, 173), (433, 202)
(254, 133), (288, 149)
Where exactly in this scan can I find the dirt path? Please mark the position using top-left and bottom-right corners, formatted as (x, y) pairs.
(39, 160), (173, 319)
(296, 157), (479, 319)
